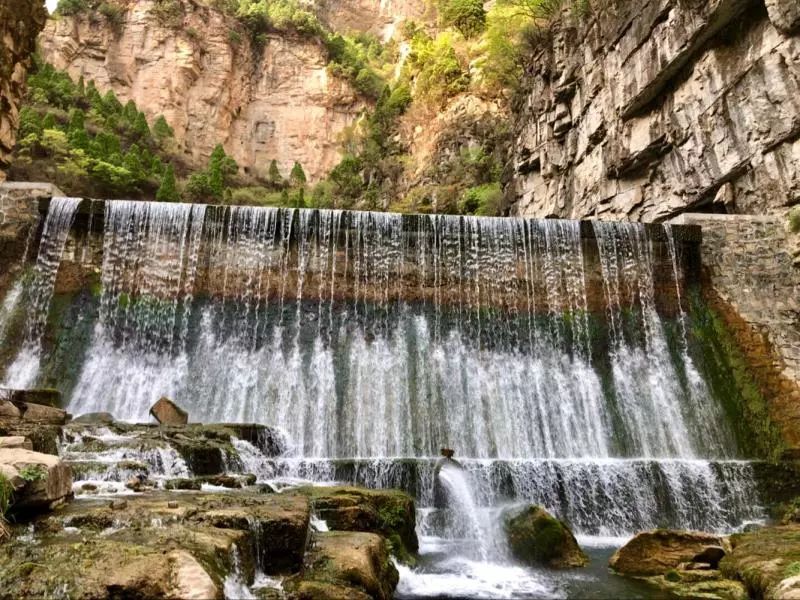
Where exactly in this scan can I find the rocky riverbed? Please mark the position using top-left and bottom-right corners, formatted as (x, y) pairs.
(4, 390), (800, 599)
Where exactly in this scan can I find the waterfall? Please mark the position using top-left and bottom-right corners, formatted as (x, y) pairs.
(69, 200), (206, 418)
(3, 197), (80, 388)
(6, 201), (765, 543)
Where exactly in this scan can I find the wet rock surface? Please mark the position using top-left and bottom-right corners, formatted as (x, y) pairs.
(288, 531), (399, 600)
(295, 485), (419, 563)
(0, 483), (409, 599)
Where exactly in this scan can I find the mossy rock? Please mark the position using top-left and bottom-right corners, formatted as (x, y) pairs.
(721, 523), (800, 598)
(294, 486), (418, 564)
(286, 531), (398, 600)
(504, 505), (588, 568)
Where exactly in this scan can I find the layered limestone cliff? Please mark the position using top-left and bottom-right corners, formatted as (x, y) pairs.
(0, 0), (48, 182)
(509, 0), (800, 221)
(317, 0), (432, 40)
(40, 0), (366, 182)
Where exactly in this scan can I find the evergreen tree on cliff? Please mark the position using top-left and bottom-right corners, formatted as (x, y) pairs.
(156, 165), (179, 202)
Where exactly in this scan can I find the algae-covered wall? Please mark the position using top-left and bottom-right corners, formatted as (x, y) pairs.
(677, 213), (800, 459)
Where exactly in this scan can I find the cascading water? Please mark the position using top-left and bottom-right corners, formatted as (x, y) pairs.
(3, 197), (80, 388)
(6, 199), (768, 597)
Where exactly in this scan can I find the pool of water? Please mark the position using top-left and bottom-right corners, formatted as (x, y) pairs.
(395, 536), (674, 600)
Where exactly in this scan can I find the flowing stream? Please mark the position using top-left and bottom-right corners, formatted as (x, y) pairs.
(1, 200), (766, 598)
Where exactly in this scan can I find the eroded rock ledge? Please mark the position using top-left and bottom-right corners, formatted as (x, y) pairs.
(0, 0), (47, 181)
(509, 0), (800, 221)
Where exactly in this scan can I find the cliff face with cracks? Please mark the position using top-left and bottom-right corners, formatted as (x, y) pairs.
(0, 0), (48, 182)
(39, 0), (366, 182)
(509, 0), (800, 221)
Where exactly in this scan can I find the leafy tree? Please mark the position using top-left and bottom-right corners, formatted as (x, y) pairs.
(329, 154), (364, 200)
(55, 0), (93, 17)
(41, 129), (70, 158)
(289, 161), (307, 187)
(439, 0), (486, 38)
(156, 165), (180, 202)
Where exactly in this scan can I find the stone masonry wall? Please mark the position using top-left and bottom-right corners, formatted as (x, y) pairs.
(0, 0), (48, 182)
(673, 212), (800, 454)
(509, 0), (800, 221)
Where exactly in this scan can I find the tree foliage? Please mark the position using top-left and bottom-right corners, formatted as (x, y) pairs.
(438, 0), (486, 38)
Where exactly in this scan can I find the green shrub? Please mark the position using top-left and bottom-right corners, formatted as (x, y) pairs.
(19, 465), (47, 483)
(150, 0), (183, 27)
(98, 2), (124, 26)
(54, 0), (94, 16)
(459, 182), (504, 216)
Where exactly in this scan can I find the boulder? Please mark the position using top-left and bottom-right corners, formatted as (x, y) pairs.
(0, 436), (31, 450)
(504, 505), (588, 568)
(168, 550), (219, 600)
(295, 486), (418, 563)
(721, 523), (800, 599)
(610, 530), (729, 577)
(0, 448), (72, 514)
(0, 388), (62, 409)
(290, 531), (399, 600)
(72, 412), (115, 425)
(149, 397), (188, 426)
(201, 493), (311, 574)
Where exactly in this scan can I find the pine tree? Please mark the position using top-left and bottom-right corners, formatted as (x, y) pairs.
(268, 159), (283, 188)
(290, 161), (307, 187)
(68, 108), (85, 132)
(132, 112), (151, 139)
(156, 165), (180, 202)
(77, 75), (86, 97)
(153, 115), (174, 139)
(207, 144), (238, 199)
(102, 90), (122, 115)
(294, 187), (306, 208)
(123, 100), (138, 123)
(42, 112), (57, 130)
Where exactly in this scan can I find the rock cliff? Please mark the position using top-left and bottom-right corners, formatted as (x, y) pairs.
(0, 0), (48, 182)
(40, 0), (366, 182)
(509, 0), (800, 221)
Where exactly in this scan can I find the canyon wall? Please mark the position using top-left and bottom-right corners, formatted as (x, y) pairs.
(316, 0), (432, 40)
(0, 0), (48, 182)
(509, 0), (800, 221)
(40, 0), (366, 182)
